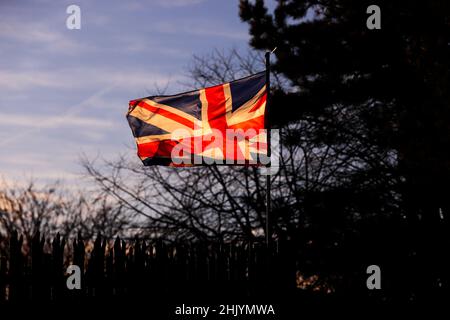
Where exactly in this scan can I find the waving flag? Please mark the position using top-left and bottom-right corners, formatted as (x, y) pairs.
(126, 72), (268, 166)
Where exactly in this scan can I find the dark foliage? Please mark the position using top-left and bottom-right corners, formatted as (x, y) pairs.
(239, 0), (449, 302)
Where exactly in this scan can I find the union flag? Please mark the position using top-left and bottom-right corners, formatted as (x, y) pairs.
(126, 72), (268, 166)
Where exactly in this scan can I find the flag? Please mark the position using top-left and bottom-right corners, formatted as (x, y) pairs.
(126, 71), (268, 166)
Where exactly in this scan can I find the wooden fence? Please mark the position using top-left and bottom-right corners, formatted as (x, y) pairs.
(0, 231), (297, 304)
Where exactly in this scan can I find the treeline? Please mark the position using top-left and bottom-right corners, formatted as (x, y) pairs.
(0, 231), (299, 305)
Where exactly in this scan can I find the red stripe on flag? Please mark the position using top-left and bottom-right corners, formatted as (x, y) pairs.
(204, 85), (228, 133)
(137, 140), (177, 158)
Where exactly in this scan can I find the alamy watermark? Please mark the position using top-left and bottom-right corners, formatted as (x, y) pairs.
(366, 5), (381, 30)
(66, 4), (81, 30)
(66, 264), (81, 290)
(366, 264), (381, 290)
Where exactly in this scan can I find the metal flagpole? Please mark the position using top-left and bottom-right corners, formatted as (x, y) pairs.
(265, 50), (272, 248)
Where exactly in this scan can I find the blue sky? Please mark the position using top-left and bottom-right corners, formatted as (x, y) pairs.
(0, 0), (264, 185)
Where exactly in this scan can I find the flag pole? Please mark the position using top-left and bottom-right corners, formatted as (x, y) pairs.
(265, 50), (272, 248)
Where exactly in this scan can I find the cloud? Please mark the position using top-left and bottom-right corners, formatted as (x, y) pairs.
(0, 85), (117, 147)
(0, 169), (83, 186)
(0, 70), (68, 90)
(116, 36), (190, 58)
(0, 0), (250, 186)
(154, 20), (248, 40)
(0, 153), (52, 167)
(0, 19), (89, 55)
(0, 67), (183, 91)
(154, 0), (206, 7)
(0, 113), (115, 130)
(124, 0), (206, 10)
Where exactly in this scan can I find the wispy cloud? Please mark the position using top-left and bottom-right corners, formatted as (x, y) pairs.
(154, 20), (248, 40)
(115, 36), (190, 58)
(0, 70), (68, 90)
(0, 19), (90, 55)
(0, 113), (115, 130)
(0, 85), (116, 147)
(154, 0), (206, 8)
(124, 0), (206, 10)
(0, 68), (183, 91)
(0, 0), (250, 185)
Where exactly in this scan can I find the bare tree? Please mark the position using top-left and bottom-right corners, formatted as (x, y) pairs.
(0, 180), (131, 242)
(82, 48), (400, 243)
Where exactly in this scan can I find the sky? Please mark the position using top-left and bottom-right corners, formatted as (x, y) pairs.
(0, 0), (262, 186)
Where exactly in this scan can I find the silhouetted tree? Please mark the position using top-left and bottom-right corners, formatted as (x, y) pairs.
(239, 0), (449, 302)
(240, 0), (450, 220)
(0, 181), (131, 241)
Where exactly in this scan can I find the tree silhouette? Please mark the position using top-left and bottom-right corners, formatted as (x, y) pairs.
(0, 181), (130, 241)
(240, 0), (449, 302)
